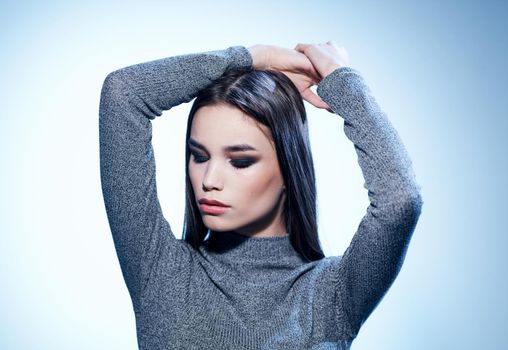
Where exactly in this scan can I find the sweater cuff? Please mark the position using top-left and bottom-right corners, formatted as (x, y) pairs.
(316, 66), (367, 117)
(225, 45), (253, 71)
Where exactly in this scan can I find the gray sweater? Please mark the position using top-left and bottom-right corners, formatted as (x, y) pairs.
(99, 45), (423, 350)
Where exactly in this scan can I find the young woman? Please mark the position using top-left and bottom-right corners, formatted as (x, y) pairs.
(99, 42), (423, 350)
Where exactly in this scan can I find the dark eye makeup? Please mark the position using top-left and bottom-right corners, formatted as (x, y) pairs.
(230, 159), (255, 169)
(189, 150), (256, 169)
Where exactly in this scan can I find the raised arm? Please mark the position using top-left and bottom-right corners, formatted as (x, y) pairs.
(98, 46), (252, 310)
(315, 55), (423, 337)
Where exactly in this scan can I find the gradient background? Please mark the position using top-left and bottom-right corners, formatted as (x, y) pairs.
(1, 0), (507, 349)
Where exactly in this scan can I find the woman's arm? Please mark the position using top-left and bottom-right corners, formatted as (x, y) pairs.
(275, 41), (425, 338)
(317, 66), (423, 338)
(249, 43), (422, 337)
(98, 46), (252, 311)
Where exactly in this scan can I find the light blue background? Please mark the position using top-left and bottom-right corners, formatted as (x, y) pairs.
(1, 1), (506, 349)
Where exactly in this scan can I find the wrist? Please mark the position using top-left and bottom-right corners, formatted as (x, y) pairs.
(322, 63), (349, 79)
(322, 65), (340, 79)
(247, 45), (269, 69)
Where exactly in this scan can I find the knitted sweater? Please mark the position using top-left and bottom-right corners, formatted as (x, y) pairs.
(99, 45), (423, 350)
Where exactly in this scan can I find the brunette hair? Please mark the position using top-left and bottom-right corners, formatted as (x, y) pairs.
(182, 67), (325, 261)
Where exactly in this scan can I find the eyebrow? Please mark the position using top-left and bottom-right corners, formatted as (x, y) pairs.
(188, 138), (258, 152)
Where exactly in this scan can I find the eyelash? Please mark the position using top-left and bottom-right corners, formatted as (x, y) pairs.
(190, 151), (255, 169)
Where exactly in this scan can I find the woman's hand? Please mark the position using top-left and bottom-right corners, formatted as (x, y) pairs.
(294, 41), (351, 79)
(247, 44), (331, 111)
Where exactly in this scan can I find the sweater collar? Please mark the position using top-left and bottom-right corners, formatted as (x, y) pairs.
(199, 230), (306, 271)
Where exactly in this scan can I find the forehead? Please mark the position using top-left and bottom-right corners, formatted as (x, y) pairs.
(190, 104), (274, 151)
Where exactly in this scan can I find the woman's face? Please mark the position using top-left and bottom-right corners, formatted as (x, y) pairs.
(188, 103), (286, 238)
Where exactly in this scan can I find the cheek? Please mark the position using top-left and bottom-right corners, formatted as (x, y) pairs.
(242, 169), (282, 202)
(188, 162), (200, 190)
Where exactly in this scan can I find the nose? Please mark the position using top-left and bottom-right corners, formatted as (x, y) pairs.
(202, 160), (224, 192)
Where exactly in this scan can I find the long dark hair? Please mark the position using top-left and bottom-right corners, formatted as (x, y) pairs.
(182, 67), (325, 262)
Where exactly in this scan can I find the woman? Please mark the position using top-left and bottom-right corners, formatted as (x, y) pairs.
(99, 42), (423, 350)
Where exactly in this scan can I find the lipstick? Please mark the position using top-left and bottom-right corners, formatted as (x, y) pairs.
(198, 198), (230, 215)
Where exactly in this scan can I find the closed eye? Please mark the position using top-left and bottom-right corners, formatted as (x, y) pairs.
(190, 152), (207, 163)
(190, 151), (255, 169)
(230, 159), (255, 169)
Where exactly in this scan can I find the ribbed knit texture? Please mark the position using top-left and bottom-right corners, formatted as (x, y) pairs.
(99, 45), (423, 350)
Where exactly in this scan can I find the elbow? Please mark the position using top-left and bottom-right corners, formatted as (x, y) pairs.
(101, 69), (130, 100)
(99, 69), (134, 120)
(373, 188), (423, 228)
(405, 190), (423, 218)
(396, 185), (423, 215)
(395, 190), (424, 231)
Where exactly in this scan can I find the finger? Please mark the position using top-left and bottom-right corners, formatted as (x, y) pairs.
(293, 48), (323, 81)
(291, 51), (322, 82)
(301, 89), (330, 110)
(304, 62), (322, 82)
(294, 43), (313, 53)
(326, 40), (341, 51)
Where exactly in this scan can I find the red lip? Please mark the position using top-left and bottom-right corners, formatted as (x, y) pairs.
(198, 198), (230, 207)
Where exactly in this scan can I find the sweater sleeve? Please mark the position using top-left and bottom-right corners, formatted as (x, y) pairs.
(98, 46), (253, 311)
(316, 67), (424, 339)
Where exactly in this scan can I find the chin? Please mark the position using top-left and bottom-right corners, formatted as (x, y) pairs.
(202, 216), (235, 232)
